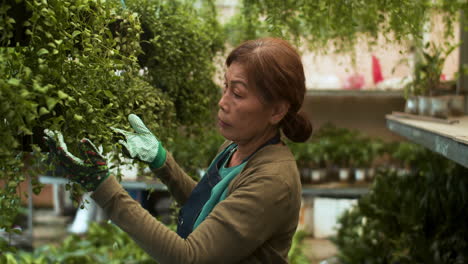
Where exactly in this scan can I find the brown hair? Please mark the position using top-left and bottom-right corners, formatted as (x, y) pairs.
(226, 37), (312, 142)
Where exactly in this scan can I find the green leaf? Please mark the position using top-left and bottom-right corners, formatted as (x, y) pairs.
(37, 48), (49, 56)
(5, 253), (17, 264)
(58, 90), (69, 99)
(7, 78), (21, 86)
(39, 107), (50, 116)
(46, 97), (59, 110)
(74, 114), (83, 121)
(103, 90), (113, 98)
(72, 30), (81, 38)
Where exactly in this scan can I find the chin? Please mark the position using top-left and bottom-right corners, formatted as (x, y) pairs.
(217, 127), (236, 142)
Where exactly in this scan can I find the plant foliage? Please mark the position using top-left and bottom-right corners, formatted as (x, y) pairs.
(0, 0), (224, 252)
(333, 146), (468, 263)
(225, 0), (468, 52)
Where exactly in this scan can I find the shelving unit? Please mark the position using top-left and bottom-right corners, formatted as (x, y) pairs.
(306, 89), (403, 97)
(302, 183), (369, 198)
(386, 114), (468, 168)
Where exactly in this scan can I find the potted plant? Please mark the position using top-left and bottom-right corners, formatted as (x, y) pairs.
(307, 143), (326, 184)
(404, 42), (458, 117)
(365, 138), (385, 181)
(331, 132), (354, 182)
(289, 142), (311, 183)
(352, 138), (371, 183)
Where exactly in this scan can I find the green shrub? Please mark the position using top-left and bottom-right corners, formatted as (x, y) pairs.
(333, 148), (468, 263)
(0, 0), (224, 251)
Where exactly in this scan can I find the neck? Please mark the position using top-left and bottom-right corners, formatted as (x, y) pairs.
(231, 127), (279, 165)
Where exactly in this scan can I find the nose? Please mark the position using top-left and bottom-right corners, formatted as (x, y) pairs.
(218, 91), (228, 113)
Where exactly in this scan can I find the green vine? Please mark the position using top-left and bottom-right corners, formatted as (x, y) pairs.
(125, 0), (224, 126)
(0, 0), (224, 252)
(225, 0), (468, 52)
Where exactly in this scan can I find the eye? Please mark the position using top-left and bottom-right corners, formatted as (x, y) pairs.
(222, 83), (227, 93)
(233, 91), (242, 99)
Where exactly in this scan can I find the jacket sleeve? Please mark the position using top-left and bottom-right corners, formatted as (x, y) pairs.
(91, 162), (293, 264)
(153, 152), (197, 205)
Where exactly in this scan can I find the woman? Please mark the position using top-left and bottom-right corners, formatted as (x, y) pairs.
(44, 37), (312, 263)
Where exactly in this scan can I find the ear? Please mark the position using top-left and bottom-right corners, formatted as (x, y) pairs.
(269, 101), (289, 125)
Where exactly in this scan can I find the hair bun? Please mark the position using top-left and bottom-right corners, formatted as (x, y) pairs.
(282, 111), (312, 142)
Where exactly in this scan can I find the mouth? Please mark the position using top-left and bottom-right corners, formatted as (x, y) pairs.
(217, 116), (231, 128)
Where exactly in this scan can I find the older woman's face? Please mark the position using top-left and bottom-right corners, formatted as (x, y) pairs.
(217, 62), (275, 143)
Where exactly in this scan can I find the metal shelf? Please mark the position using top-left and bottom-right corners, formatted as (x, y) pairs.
(306, 89), (403, 97)
(386, 114), (468, 168)
(301, 183), (369, 198)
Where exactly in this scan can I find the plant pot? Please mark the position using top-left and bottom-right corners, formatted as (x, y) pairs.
(418, 96), (432, 116)
(310, 170), (321, 182)
(404, 96), (419, 114)
(300, 168), (311, 184)
(354, 168), (366, 182)
(310, 168), (326, 184)
(338, 168), (350, 182)
(448, 95), (466, 116)
(367, 168), (375, 181)
(397, 168), (411, 177)
(430, 96), (450, 118)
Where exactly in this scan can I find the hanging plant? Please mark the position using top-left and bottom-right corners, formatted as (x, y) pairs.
(226, 0), (467, 52)
(0, 0), (176, 249)
(125, 0), (225, 127)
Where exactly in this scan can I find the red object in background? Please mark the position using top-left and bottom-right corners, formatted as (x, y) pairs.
(344, 73), (365, 90)
(440, 74), (446, 81)
(372, 55), (384, 84)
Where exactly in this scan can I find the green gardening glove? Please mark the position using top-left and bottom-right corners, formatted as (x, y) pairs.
(111, 114), (166, 169)
(43, 129), (109, 192)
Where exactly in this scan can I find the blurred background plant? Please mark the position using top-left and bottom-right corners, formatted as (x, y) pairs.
(333, 148), (468, 263)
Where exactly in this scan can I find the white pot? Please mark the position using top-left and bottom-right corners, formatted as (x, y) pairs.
(311, 169), (322, 182)
(404, 96), (419, 114)
(430, 96), (450, 118)
(449, 95), (466, 116)
(418, 96), (432, 116)
(339, 168), (350, 181)
(354, 169), (366, 182)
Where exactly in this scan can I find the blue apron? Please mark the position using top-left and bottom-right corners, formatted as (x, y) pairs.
(176, 134), (281, 239)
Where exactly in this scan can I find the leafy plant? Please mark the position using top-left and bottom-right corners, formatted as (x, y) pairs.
(404, 42), (459, 98)
(1, 222), (158, 264)
(288, 230), (310, 264)
(1, 220), (309, 264)
(0, 0), (224, 252)
(333, 147), (468, 263)
(125, 0), (224, 126)
(167, 126), (225, 179)
(225, 0), (467, 52)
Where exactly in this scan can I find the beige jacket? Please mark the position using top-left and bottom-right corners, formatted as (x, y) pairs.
(92, 141), (302, 264)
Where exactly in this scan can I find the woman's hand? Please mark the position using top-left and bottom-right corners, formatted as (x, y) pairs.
(43, 129), (109, 192)
(111, 114), (166, 169)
